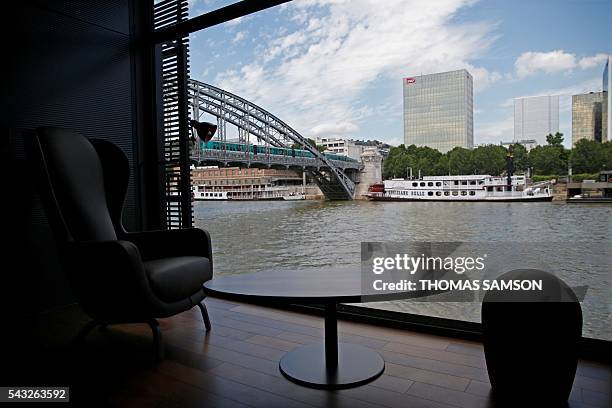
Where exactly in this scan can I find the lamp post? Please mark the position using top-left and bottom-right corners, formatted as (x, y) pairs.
(506, 145), (514, 190)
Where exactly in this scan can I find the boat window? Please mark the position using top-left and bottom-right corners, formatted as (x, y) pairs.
(452, 191), (458, 196)
(497, 187), (503, 192)
(461, 180), (468, 185)
(478, 180), (484, 185)
(428, 191), (434, 196)
(436, 182), (442, 187)
(427, 182), (433, 187)
(469, 191), (475, 196)
(461, 191), (467, 196)
(453, 180), (459, 185)
(436, 191), (442, 196)
(420, 182), (425, 187)
(412, 182), (418, 187)
(469, 180), (476, 185)
(444, 191), (450, 196)
(487, 187), (493, 192)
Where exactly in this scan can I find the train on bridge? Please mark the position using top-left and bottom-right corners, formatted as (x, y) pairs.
(199, 140), (358, 164)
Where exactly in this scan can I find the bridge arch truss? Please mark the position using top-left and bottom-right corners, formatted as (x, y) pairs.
(187, 79), (359, 200)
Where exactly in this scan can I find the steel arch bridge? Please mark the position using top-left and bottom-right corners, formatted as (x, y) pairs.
(187, 79), (361, 200)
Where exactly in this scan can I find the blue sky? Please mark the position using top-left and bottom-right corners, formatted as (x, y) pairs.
(187, 0), (611, 148)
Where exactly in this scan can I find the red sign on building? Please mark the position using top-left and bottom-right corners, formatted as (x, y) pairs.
(405, 77), (416, 84)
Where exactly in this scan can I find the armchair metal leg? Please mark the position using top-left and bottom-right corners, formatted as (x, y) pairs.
(147, 319), (164, 361)
(197, 301), (212, 331)
(74, 320), (99, 344)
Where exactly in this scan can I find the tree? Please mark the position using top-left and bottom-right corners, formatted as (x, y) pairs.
(447, 147), (474, 175)
(546, 132), (564, 147)
(510, 143), (529, 173)
(529, 145), (567, 175)
(471, 145), (507, 175)
(570, 139), (604, 173)
(603, 142), (612, 171)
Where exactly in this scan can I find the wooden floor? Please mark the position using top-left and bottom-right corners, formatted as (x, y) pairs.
(28, 298), (612, 407)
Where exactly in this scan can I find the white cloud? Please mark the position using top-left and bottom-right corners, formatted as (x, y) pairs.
(311, 121), (359, 137)
(215, 0), (499, 139)
(515, 50), (576, 77)
(232, 31), (247, 44)
(500, 77), (602, 107)
(515, 50), (609, 77)
(578, 53), (609, 69)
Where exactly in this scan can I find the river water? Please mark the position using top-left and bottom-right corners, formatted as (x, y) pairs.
(194, 200), (611, 341)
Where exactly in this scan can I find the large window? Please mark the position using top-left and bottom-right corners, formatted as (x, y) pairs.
(164, 0), (611, 342)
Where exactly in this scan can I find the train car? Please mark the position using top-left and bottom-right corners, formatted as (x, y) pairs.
(199, 140), (357, 163)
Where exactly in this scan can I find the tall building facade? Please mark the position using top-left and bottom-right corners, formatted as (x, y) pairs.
(603, 55), (611, 142)
(403, 69), (473, 153)
(514, 95), (559, 145)
(572, 92), (604, 145)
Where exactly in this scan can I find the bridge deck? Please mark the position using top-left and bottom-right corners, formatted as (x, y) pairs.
(192, 148), (363, 171)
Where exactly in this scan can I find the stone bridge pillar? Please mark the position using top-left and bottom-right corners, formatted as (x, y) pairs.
(355, 148), (382, 199)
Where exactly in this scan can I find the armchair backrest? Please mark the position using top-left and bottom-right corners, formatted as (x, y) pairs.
(31, 127), (129, 243)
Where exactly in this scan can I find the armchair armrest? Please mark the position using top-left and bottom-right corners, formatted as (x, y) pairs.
(121, 228), (213, 265)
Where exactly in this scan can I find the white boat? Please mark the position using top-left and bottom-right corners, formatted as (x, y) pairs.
(365, 175), (553, 202)
(283, 192), (305, 201)
(191, 186), (287, 200)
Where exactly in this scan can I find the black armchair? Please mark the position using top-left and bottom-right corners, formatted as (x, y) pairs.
(30, 127), (213, 359)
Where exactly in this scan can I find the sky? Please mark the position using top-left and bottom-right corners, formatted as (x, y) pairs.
(186, 0), (612, 148)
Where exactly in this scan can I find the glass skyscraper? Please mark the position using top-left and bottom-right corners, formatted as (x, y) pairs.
(603, 56), (611, 142)
(403, 69), (473, 153)
(572, 92), (604, 145)
(514, 95), (559, 146)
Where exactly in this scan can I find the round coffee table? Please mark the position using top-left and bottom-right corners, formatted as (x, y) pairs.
(203, 267), (412, 389)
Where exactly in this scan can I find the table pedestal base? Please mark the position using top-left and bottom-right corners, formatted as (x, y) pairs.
(279, 343), (385, 389)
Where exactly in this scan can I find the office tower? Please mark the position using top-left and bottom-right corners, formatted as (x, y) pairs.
(514, 95), (560, 145)
(403, 69), (473, 153)
(603, 55), (611, 141)
(572, 92), (604, 145)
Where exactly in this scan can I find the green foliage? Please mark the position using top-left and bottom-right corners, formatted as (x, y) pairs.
(571, 173), (600, 182)
(448, 147), (474, 175)
(529, 145), (567, 175)
(546, 132), (564, 147)
(383, 144), (508, 178)
(570, 139), (606, 173)
(382, 131), (611, 180)
(532, 175), (559, 182)
(510, 143), (529, 173)
(472, 145), (507, 175)
(532, 173), (599, 182)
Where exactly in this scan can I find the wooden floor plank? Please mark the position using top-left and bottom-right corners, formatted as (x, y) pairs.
(581, 388), (611, 407)
(369, 374), (414, 394)
(245, 334), (302, 352)
(158, 360), (314, 408)
(380, 350), (490, 383)
(574, 375), (612, 394)
(385, 362), (471, 392)
(27, 302), (612, 408)
(339, 383), (455, 408)
(208, 362), (384, 408)
(405, 382), (492, 408)
(383, 341), (486, 369)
